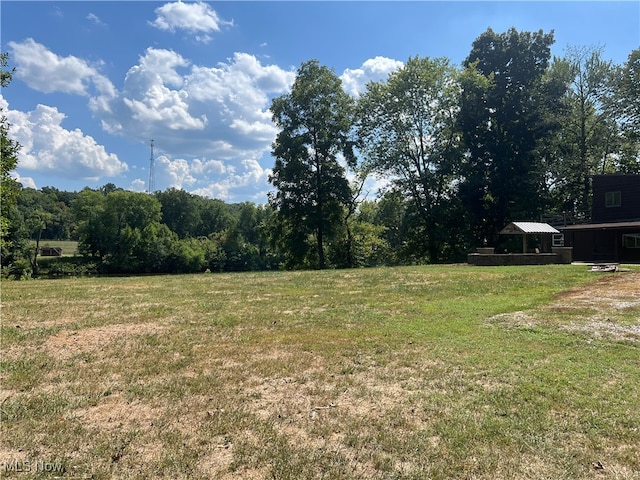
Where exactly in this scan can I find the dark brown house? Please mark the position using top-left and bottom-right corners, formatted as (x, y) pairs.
(561, 175), (640, 263)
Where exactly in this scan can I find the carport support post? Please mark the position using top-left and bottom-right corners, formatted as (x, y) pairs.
(522, 234), (527, 254)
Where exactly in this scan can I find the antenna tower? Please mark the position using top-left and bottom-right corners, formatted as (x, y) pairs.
(148, 139), (155, 194)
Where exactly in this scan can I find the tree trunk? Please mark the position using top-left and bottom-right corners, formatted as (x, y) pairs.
(317, 226), (325, 270)
(31, 230), (41, 277)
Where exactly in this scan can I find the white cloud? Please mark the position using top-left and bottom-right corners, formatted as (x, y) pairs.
(150, 1), (233, 43)
(96, 48), (206, 134)
(340, 56), (404, 97)
(123, 87), (207, 131)
(190, 158), (227, 175)
(230, 117), (277, 141)
(129, 178), (147, 192)
(191, 158), (271, 201)
(11, 173), (37, 189)
(157, 155), (198, 188)
(93, 49), (294, 175)
(153, 153), (270, 201)
(86, 13), (106, 27)
(8, 38), (115, 97)
(1, 96), (128, 181)
(10, 40), (295, 197)
(137, 47), (190, 88)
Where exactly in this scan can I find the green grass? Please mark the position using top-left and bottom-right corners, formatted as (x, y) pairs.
(30, 240), (79, 256)
(1, 265), (639, 479)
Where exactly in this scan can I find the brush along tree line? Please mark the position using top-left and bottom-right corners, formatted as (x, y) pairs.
(2, 29), (639, 275)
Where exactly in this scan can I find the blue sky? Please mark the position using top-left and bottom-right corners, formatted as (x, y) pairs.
(2, 1), (639, 203)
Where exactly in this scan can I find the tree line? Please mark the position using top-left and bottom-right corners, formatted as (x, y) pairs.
(1, 184), (407, 276)
(1, 28), (639, 276)
(269, 28), (639, 268)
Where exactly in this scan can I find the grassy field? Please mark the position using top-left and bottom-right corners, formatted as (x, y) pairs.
(31, 240), (80, 257)
(1, 265), (639, 479)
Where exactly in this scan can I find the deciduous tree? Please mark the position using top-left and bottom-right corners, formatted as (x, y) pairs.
(357, 56), (464, 262)
(458, 28), (560, 246)
(0, 52), (21, 262)
(546, 47), (620, 219)
(269, 60), (356, 269)
(610, 48), (640, 173)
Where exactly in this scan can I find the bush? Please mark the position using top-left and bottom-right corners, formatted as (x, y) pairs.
(2, 259), (32, 280)
(46, 259), (99, 277)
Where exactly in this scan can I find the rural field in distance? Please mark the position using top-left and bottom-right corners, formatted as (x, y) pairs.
(1, 265), (639, 479)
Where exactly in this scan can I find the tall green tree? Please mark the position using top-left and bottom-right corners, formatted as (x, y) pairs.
(269, 60), (356, 269)
(546, 47), (619, 219)
(610, 48), (640, 173)
(155, 188), (202, 238)
(72, 188), (107, 258)
(101, 190), (162, 269)
(357, 56), (464, 262)
(15, 189), (59, 275)
(458, 28), (560, 246)
(614, 48), (640, 132)
(74, 189), (162, 271)
(1, 52), (21, 262)
(198, 198), (236, 238)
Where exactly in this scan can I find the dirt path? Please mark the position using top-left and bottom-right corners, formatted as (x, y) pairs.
(493, 271), (640, 341)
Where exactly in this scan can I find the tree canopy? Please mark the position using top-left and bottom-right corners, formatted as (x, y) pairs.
(357, 56), (465, 262)
(1, 52), (21, 260)
(269, 60), (356, 269)
(458, 28), (561, 246)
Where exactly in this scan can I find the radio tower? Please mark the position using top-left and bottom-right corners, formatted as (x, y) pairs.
(148, 139), (155, 194)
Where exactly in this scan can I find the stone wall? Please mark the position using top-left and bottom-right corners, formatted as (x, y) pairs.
(468, 247), (573, 266)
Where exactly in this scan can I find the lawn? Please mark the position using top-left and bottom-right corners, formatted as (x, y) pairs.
(31, 240), (80, 257)
(1, 265), (639, 479)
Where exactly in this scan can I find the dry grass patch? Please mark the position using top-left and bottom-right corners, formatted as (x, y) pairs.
(71, 394), (159, 433)
(491, 270), (640, 342)
(44, 323), (166, 360)
(1, 266), (639, 479)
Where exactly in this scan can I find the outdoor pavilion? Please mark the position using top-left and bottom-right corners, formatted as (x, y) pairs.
(468, 222), (572, 265)
(499, 222), (560, 253)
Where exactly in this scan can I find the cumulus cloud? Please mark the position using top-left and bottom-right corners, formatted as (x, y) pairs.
(8, 38), (116, 97)
(7, 37), (295, 197)
(157, 155), (198, 188)
(152, 153), (270, 201)
(191, 158), (271, 201)
(1, 96), (127, 181)
(12, 173), (37, 189)
(340, 56), (404, 97)
(93, 48), (294, 165)
(129, 178), (147, 192)
(95, 48), (206, 135)
(150, 1), (233, 43)
(136, 47), (190, 88)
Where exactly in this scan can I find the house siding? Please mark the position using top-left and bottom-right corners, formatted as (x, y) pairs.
(559, 175), (640, 263)
(592, 175), (640, 223)
(563, 226), (640, 263)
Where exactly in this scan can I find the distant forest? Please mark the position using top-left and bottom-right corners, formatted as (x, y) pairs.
(2, 28), (639, 276)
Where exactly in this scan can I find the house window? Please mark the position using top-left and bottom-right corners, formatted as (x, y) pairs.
(622, 234), (640, 249)
(605, 191), (621, 208)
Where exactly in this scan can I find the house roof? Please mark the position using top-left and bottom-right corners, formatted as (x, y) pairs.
(499, 222), (560, 235)
(560, 221), (640, 231)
